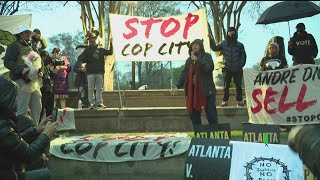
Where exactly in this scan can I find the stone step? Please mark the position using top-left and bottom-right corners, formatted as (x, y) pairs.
(65, 107), (248, 134)
(66, 88), (246, 108)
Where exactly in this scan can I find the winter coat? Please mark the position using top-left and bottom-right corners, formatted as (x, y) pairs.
(78, 43), (113, 74)
(176, 39), (216, 96)
(210, 38), (246, 72)
(288, 31), (318, 64)
(0, 76), (50, 180)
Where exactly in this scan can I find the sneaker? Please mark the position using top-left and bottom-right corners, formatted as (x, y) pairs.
(221, 101), (228, 107)
(97, 104), (106, 108)
(237, 101), (244, 107)
(89, 105), (95, 109)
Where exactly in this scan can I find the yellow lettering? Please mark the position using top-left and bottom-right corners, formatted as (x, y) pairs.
(258, 133), (263, 143)
(224, 131), (230, 139)
(214, 131), (220, 139)
(272, 133), (278, 143)
(244, 133), (249, 142)
(200, 132), (207, 138)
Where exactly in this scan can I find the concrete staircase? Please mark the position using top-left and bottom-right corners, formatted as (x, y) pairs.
(65, 88), (248, 132)
(49, 88), (249, 180)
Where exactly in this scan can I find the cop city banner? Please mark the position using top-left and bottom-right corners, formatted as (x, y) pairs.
(244, 64), (320, 125)
(109, 8), (210, 61)
(50, 133), (191, 162)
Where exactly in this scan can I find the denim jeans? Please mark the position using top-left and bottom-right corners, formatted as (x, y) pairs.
(223, 69), (243, 102)
(189, 94), (218, 126)
(87, 73), (104, 106)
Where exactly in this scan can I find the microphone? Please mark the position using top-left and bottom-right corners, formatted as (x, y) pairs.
(191, 51), (196, 63)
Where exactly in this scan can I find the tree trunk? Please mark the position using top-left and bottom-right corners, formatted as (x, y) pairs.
(138, 62), (142, 87)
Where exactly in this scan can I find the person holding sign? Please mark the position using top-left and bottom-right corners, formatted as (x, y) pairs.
(170, 39), (218, 126)
(79, 32), (113, 109)
(259, 42), (288, 71)
(288, 23), (318, 65)
(210, 27), (247, 107)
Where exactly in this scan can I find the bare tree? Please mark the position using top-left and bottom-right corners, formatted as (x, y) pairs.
(0, 1), (64, 15)
(189, 1), (264, 57)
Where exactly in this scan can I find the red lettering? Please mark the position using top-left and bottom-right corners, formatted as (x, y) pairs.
(264, 87), (278, 114)
(251, 88), (262, 114)
(123, 18), (139, 39)
(123, 136), (150, 141)
(160, 18), (180, 37)
(183, 13), (199, 39)
(296, 83), (317, 112)
(141, 18), (163, 38)
(278, 86), (296, 113)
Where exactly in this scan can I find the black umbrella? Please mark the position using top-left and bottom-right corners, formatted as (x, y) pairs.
(256, 1), (320, 36)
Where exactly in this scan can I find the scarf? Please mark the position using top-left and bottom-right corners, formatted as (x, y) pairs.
(186, 63), (207, 113)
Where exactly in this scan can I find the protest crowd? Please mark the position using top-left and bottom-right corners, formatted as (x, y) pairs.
(0, 5), (319, 178)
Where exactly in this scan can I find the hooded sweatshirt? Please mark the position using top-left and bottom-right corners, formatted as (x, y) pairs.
(288, 31), (318, 64)
(210, 28), (247, 72)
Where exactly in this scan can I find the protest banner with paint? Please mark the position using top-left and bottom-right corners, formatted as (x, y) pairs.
(56, 108), (76, 131)
(109, 9), (210, 61)
(229, 141), (303, 180)
(193, 123), (231, 140)
(244, 65), (320, 125)
(50, 133), (191, 162)
(0, 14), (32, 75)
(242, 123), (280, 144)
(184, 139), (232, 180)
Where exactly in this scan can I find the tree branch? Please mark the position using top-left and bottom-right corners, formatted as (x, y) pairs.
(9, 1), (19, 15)
(90, 1), (99, 20)
(0, 1), (8, 15)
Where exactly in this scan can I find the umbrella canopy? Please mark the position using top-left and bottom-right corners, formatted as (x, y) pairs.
(256, 1), (320, 24)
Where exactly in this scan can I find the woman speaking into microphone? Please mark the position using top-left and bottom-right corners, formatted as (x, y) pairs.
(170, 39), (218, 127)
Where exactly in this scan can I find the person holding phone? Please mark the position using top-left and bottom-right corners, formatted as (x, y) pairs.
(170, 39), (218, 127)
(0, 76), (59, 180)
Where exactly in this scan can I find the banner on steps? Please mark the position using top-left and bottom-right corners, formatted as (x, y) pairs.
(50, 133), (191, 162)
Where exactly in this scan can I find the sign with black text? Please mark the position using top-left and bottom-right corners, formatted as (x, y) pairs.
(50, 133), (191, 162)
(244, 65), (320, 125)
(242, 123), (280, 144)
(184, 138), (232, 180)
(193, 123), (231, 140)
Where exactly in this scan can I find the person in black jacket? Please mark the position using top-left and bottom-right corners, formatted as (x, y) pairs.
(0, 76), (59, 180)
(74, 45), (89, 108)
(170, 39), (218, 126)
(210, 27), (247, 107)
(288, 23), (318, 65)
(39, 50), (54, 120)
(78, 32), (113, 109)
(288, 125), (320, 178)
(31, 28), (47, 54)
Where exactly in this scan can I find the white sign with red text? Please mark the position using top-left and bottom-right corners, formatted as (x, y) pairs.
(109, 9), (209, 61)
(56, 108), (76, 131)
(244, 64), (320, 125)
(50, 133), (191, 162)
